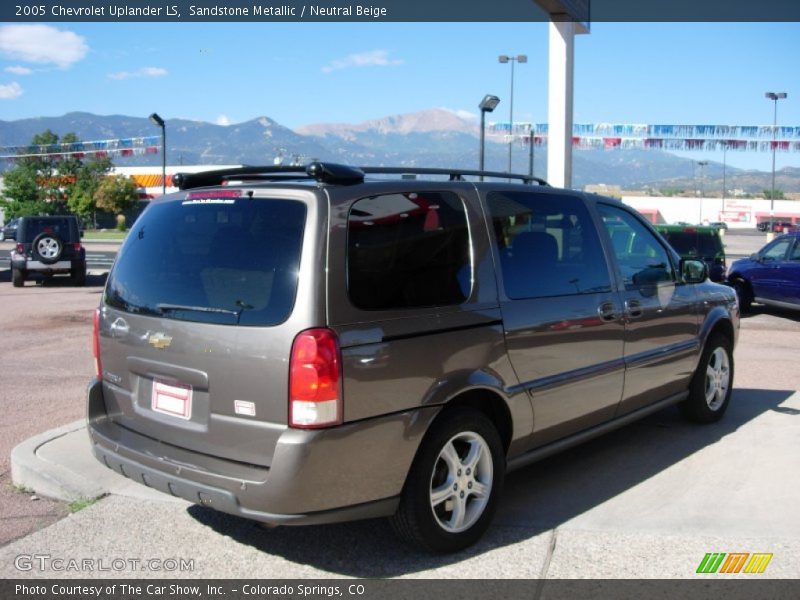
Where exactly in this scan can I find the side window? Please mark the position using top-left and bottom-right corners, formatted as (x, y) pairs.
(790, 239), (800, 262)
(761, 238), (791, 262)
(347, 191), (471, 310)
(598, 204), (675, 289)
(487, 191), (612, 299)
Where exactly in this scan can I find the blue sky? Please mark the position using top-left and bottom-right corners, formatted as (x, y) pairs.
(0, 21), (798, 171)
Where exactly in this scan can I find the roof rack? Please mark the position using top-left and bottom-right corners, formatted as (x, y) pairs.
(360, 167), (548, 186)
(172, 162), (549, 190)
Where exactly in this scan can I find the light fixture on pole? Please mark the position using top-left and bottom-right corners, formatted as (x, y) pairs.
(149, 112), (166, 195)
(765, 91), (787, 216)
(478, 94), (500, 181)
(498, 54), (527, 173)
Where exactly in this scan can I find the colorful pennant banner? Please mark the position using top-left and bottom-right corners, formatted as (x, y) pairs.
(0, 145), (160, 161)
(489, 123), (800, 139)
(511, 136), (800, 152)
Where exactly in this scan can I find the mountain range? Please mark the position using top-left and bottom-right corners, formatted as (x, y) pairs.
(1, 110), (799, 193)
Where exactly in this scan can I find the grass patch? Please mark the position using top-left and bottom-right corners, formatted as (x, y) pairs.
(67, 497), (99, 513)
(12, 483), (34, 494)
(82, 230), (127, 241)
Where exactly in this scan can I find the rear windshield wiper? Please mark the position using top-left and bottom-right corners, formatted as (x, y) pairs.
(156, 302), (251, 324)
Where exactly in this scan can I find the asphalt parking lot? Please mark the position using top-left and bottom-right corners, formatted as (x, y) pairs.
(0, 232), (798, 579)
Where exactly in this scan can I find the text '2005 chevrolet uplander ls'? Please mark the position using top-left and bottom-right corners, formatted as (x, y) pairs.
(87, 163), (738, 553)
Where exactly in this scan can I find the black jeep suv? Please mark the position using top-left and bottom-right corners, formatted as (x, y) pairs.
(10, 215), (86, 287)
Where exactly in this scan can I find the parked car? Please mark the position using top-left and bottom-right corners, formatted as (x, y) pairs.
(10, 215), (86, 287)
(87, 163), (738, 553)
(727, 231), (800, 312)
(0, 217), (19, 241)
(708, 221), (728, 231)
(655, 224), (727, 282)
(756, 219), (794, 233)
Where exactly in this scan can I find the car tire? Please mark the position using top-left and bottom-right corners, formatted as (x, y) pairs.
(12, 267), (25, 287)
(680, 333), (734, 424)
(731, 277), (753, 313)
(390, 407), (505, 553)
(71, 263), (87, 287)
(32, 232), (64, 265)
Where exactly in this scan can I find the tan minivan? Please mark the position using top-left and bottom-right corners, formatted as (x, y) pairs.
(88, 163), (739, 553)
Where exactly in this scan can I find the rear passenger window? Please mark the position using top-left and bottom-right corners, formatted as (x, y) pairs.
(598, 204), (675, 288)
(347, 192), (471, 310)
(487, 191), (612, 299)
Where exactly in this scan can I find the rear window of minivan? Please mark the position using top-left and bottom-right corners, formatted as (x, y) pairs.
(105, 196), (306, 326)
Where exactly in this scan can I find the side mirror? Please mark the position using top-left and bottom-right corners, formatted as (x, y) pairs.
(80, 231), (85, 238)
(681, 259), (707, 284)
(749, 252), (760, 261)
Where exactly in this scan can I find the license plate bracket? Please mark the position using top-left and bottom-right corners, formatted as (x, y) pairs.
(151, 378), (193, 420)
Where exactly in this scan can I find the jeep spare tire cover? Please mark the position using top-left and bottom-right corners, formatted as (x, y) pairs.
(32, 232), (64, 264)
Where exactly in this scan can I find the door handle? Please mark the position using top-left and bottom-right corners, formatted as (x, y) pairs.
(624, 299), (643, 318)
(597, 302), (618, 321)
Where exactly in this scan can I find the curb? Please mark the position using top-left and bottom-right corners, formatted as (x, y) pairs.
(10, 420), (105, 502)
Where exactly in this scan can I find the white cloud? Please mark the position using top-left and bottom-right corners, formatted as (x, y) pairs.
(0, 25), (88, 68)
(108, 66), (168, 80)
(215, 115), (232, 126)
(322, 50), (403, 73)
(5, 65), (32, 75)
(0, 82), (23, 99)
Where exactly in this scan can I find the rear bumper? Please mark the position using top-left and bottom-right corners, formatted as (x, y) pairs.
(86, 379), (438, 525)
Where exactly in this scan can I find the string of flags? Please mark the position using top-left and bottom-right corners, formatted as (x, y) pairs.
(506, 136), (800, 152)
(0, 136), (162, 161)
(489, 123), (800, 139)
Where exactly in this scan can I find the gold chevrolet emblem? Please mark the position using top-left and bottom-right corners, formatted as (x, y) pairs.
(148, 332), (173, 349)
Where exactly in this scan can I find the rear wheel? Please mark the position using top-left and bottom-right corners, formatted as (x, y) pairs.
(71, 263), (87, 286)
(680, 333), (733, 423)
(11, 267), (25, 287)
(390, 408), (505, 553)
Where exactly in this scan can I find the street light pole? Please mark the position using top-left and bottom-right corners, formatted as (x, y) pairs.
(478, 94), (500, 181)
(765, 92), (787, 216)
(149, 112), (166, 195)
(498, 54), (527, 173)
(697, 160), (708, 223)
(721, 142), (727, 219)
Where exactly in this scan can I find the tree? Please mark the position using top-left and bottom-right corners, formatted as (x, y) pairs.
(2, 130), (115, 221)
(68, 156), (112, 224)
(94, 174), (139, 217)
(762, 189), (785, 200)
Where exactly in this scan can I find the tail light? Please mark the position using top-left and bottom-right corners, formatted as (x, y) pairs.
(74, 243), (82, 251)
(93, 309), (103, 379)
(289, 328), (342, 429)
(16, 243), (24, 254)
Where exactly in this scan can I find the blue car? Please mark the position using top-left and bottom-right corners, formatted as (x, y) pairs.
(727, 232), (800, 312)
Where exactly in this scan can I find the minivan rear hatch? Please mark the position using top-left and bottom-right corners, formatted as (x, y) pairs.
(98, 189), (310, 467)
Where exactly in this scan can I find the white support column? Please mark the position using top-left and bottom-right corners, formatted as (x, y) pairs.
(547, 20), (575, 189)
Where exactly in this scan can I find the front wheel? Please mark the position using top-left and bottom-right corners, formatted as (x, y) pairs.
(680, 333), (734, 423)
(732, 278), (752, 313)
(390, 408), (505, 553)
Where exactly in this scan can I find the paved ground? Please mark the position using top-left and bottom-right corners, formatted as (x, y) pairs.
(0, 269), (106, 546)
(1, 231), (798, 579)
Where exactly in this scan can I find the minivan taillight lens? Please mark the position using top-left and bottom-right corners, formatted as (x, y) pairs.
(289, 328), (342, 429)
(15, 243), (23, 254)
(93, 309), (102, 379)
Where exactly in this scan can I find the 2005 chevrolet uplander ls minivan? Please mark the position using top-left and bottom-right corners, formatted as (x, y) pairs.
(87, 163), (739, 553)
